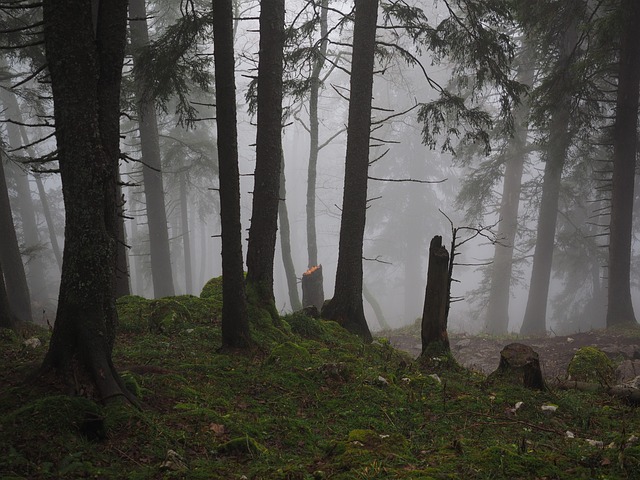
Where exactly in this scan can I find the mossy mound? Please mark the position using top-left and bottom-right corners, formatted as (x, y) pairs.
(199, 276), (223, 305)
(567, 346), (615, 384)
(284, 311), (326, 339)
(217, 435), (267, 456)
(266, 341), (311, 366)
(330, 429), (410, 470)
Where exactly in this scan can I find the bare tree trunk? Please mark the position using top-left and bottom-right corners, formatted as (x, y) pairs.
(306, 0), (329, 269)
(0, 260), (15, 329)
(33, 174), (62, 271)
(0, 155), (32, 323)
(279, 150), (302, 311)
(321, 0), (378, 342)
(246, 0), (285, 315)
(485, 50), (534, 335)
(606, 0), (640, 327)
(421, 236), (450, 355)
(179, 172), (193, 295)
(363, 282), (390, 330)
(213, 0), (251, 348)
(129, 0), (175, 298)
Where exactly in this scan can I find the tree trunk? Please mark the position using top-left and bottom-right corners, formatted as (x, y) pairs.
(302, 264), (324, 311)
(129, 0), (175, 299)
(420, 236), (450, 355)
(0, 260), (15, 329)
(212, 0), (251, 348)
(34, 174), (62, 271)
(484, 50), (534, 335)
(0, 155), (32, 323)
(306, 0), (329, 269)
(115, 180), (131, 298)
(279, 150), (302, 311)
(489, 343), (546, 390)
(363, 282), (390, 330)
(245, 0), (285, 314)
(606, 0), (640, 327)
(0, 79), (49, 304)
(321, 0), (378, 343)
(40, 0), (134, 403)
(179, 172), (193, 295)
(520, 23), (577, 336)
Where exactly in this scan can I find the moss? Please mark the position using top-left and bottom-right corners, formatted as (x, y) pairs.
(217, 435), (267, 456)
(120, 371), (142, 398)
(0, 327), (19, 344)
(284, 311), (326, 339)
(199, 276), (223, 302)
(567, 346), (615, 384)
(267, 341), (311, 366)
(116, 295), (152, 333)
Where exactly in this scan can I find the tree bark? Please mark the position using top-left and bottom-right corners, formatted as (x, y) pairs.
(420, 236), (450, 355)
(306, 0), (329, 269)
(0, 154), (32, 323)
(279, 150), (302, 311)
(606, 0), (640, 327)
(40, 0), (134, 403)
(129, 0), (175, 299)
(321, 0), (378, 343)
(115, 180), (131, 298)
(484, 49), (534, 335)
(246, 0), (285, 314)
(0, 260), (15, 329)
(302, 264), (324, 311)
(212, 0), (251, 348)
(520, 22), (577, 336)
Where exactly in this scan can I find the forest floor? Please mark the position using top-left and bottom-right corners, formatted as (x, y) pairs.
(2, 286), (640, 479)
(384, 324), (640, 379)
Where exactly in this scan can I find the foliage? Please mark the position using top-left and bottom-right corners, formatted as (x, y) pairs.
(2, 280), (640, 478)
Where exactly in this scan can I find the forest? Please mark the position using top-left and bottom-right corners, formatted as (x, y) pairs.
(1, 0), (640, 478)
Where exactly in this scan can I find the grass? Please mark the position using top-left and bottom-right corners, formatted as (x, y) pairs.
(1, 281), (639, 479)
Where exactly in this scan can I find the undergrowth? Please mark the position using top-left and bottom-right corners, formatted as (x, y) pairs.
(1, 279), (639, 479)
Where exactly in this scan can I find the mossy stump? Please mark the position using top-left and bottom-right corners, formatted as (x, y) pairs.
(489, 343), (546, 390)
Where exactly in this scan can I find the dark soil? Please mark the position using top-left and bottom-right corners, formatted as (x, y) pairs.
(387, 329), (640, 379)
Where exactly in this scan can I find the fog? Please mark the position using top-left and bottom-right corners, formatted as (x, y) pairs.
(2, 0), (640, 336)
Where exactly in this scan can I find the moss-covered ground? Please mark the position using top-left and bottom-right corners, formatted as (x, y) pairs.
(1, 280), (639, 479)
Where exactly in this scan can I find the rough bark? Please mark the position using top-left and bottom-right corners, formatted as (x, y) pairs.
(306, 0), (329, 269)
(212, 0), (250, 348)
(321, 0), (377, 343)
(484, 51), (534, 335)
(40, 0), (134, 403)
(520, 22), (577, 336)
(279, 150), (302, 311)
(420, 236), (450, 356)
(0, 154), (32, 323)
(245, 0), (285, 313)
(129, 0), (175, 298)
(489, 343), (546, 390)
(606, 0), (640, 327)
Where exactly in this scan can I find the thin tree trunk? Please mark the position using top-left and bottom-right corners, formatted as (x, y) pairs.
(129, 0), (175, 298)
(279, 150), (302, 311)
(33, 174), (62, 271)
(115, 180), (131, 298)
(485, 52), (534, 335)
(520, 23), (577, 336)
(0, 260), (15, 329)
(179, 172), (193, 295)
(246, 0), (285, 314)
(213, 0), (251, 348)
(421, 236), (450, 355)
(306, 0), (329, 269)
(606, 0), (640, 327)
(363, 282), (390, 330)
(0, 155), (32, 323)
(321, 0), (378, 342)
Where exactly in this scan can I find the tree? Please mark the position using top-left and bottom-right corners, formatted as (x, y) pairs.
(212, 0), (250, 348)
(321, 0), (378, 342)
(0, 151), (32, 323)
(279, 149), (302, 311)
(129, 0), (175, 299)
(606, 0), (640, 327)
(0, 260), (15, 329)
(40, 0), (134, 402)
(245, 0), (285, 314)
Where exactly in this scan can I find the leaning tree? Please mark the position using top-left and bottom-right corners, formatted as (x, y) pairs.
(39, 0), (135, 403)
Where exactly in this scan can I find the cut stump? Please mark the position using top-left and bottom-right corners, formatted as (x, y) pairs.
(489, 343), (546, 390)
(302, 265), (324, 312)
(420, 236), (450, 356)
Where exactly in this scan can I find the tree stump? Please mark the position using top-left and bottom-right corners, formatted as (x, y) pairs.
(302, 265), (324, 311)
(421, 236), (450, 356)
(489, 343), (546, 390)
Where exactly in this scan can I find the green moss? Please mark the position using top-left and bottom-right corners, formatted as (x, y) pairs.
(567, 346), (615, 384)
(0, 327), (19, 344)
(120, 371), (142, 398)
(284, 311), (326, 339)
(266, 341), (311, 366)
(217, 435), (267, 456)
(199, 276), (223, 303)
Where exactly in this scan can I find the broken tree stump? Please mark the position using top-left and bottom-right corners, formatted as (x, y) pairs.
(302, 265), (324, 312)
(420, 236), (450, 357)
(489, 343), (546, 390)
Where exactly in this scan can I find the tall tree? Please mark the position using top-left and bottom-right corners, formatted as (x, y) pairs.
(0, 152), (32, 323)
(321, 0), (378, 342)
(0, 260), (15, 329)
(606, 0), (640, 327)
(279, 149), (302, 311)
(129, 0), (175, 298)
(245, 0), (285, 314)
(212, 0), (250, 348)
(40, 0), (134, 402)
(520, 6), (579, 336)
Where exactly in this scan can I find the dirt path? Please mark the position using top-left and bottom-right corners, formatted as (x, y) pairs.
(386, 330), (640, 379)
